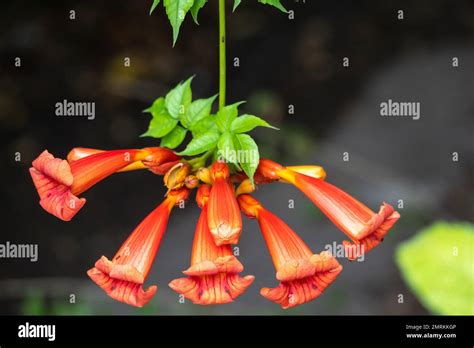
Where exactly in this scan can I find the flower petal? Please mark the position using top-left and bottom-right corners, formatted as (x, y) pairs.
(169, 273), (254, 305)
(87, 265), (156, 307)
(30, 152), (86, 221)
(207, 162), (242, 246)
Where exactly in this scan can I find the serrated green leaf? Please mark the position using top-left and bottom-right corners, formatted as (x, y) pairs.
(233, 0), (241, 12)
(160, 125), (187, 149)
(164, 0), (194, 46)
(233, 133), (259, 185)
(231, 114), (279, 133)
(191, 114), (218, 136)
(182, 95), (217, 129)
(140, 111), (178, 138)
(258, 0), (287, 13)
(215, 101), (245, 133)
(149, 0), (161, 15)
(396, 222), (474, 315)
(178, 130), (220, 156)
(143, 97), (166, 114)
(191, 0), (207, 24)
(165, 76), (193, 119)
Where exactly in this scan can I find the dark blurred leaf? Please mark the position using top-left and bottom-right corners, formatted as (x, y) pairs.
(191, 0), (208, 24)
(233, 0), (241, 12)
(149, 0), (161, 15)
(258, 0), (287, 13)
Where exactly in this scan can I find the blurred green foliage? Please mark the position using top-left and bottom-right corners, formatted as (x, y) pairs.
(396, 221), (474, 315)
(21, 291), (92, 315)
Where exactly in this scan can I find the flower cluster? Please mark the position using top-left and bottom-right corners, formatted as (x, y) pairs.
(30, 147), (400, 308)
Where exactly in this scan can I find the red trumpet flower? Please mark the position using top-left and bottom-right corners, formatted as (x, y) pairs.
(238, 194), (342, 309)
(87, 188), (189, 307)
(29, 147), (179, 221)
(207, 162), (243, 245)
(169, 185), (254, 304)
(257, 158), (400, 260)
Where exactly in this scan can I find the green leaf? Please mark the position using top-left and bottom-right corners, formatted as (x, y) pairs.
(217, 132), (238, 165)
(258, 0), (287, 13)
(231, 114), (279, 133)
(233, 0), (241, 12)
(215, 101), (245, 133)
(233, 133), (259, 185)
(165, 76), (193, 120)
(191, 0), (207, 24)
(178, 130), (220, 156)
(160, 126), (187, 149)
(140, 110), (178, 138)
(164, 0), (195, 46)
(182, 95), (217, 129)
(396, 222), (474, 315)
(191, 115), (218, 135)
(143, 97), (166, 114)
(149, 0), (161, 15)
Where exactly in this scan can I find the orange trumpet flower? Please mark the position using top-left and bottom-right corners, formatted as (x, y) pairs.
(87, 188), (189, 307)
(169, 185), (254, 304)
(238, 194), (342, 309)
(207, 162), (243, 245)
(257, 158), (400, 260)
(29, 147), (179, 221)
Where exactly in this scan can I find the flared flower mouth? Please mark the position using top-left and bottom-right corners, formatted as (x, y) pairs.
(169, 255), (255, 305)
(238, 194), (342, 309)
(30, 147), (180, 221)
(87, 188), (189, 307)
(256, 158), (400, 259)
(29, 150), (86, 221)
(207, 162), (243, 246)
(169, 185), (254, 305)
(343, 203), (400, 260)
(87, 257), (157, 307)
(261, 251), (342, 309)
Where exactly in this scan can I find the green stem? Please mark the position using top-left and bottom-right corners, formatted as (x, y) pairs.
(218, 0), (226, 110)
(189, 150), (214, 170)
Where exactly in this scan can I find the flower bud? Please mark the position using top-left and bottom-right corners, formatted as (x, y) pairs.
(196, 167), (212, 184)
(164, 162), (191, 192)
(236, 178), (255, 196)
(184, 175), (199, 189)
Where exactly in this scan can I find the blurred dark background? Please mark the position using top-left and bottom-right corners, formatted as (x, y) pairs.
(1, 0), (473, 315)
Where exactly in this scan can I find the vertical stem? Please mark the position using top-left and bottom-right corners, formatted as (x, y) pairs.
(218, 0), (226, 110)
